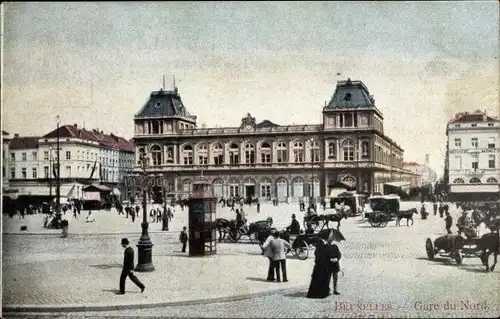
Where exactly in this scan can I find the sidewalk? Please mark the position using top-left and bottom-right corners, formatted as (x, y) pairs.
(2, 253), (313, 312)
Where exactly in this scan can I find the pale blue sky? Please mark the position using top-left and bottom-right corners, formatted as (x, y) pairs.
(3, 2), (499, 175)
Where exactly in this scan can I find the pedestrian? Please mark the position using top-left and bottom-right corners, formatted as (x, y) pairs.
(327, 232), (342, 295)
(445, 211), (453, 234)
(131, 209), (136, 222)
(156, 209), (162, 223)
(179, 226), (188, 252)
(262, 232), (276, 281)
(266, 231), (291, 282)
(73, 207), (77, 219)
(433, 202), (438, 216)
(135, 205), (140, 217)
(119, 238), (145, 295)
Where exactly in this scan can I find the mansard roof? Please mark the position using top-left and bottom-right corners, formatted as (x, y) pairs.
(9, 136), (40, 149)
(135, 88), (193, 119)
(448, 110), (500, 124)
(325, 78), (376, 110)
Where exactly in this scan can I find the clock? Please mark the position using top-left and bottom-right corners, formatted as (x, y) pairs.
(245, 124), (253, 131)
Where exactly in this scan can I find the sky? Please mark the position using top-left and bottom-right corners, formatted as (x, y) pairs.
(2, 2), (499, 176)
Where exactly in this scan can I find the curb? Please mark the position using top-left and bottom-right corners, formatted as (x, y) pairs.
(2, 286), (305, 313)
(3, 231), (175, 236)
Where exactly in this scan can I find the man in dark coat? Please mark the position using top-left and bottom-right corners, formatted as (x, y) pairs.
(286, 214), (301, 234)
(119, 238), (145, 294)
(328, 240), (342, 295)
(445, 211), (453, 234)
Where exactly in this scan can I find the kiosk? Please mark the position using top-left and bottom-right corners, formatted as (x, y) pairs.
(188, 179), (217, 256)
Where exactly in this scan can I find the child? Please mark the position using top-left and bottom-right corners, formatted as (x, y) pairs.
(179, 226), (188, 252)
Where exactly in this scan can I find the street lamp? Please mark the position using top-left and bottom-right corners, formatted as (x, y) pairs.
(134, 155), (155, 272)
(56, 115), (61, 217)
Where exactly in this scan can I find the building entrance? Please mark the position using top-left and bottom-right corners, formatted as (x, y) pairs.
(245, 185), (255, 199)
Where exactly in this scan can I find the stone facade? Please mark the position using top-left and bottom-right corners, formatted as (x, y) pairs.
(133, 79), (410, 201)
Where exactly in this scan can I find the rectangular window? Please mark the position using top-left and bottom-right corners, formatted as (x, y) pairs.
(293, 150), (304, 163)
(229, 185), (240, 198)
(10, 167), (15, 179)
(312, 149), (321, 162)
(276, 150), (287, 163)
(488, 138), (495, 149)
(213, 154), (224, 165)
(261, 153), (271, 163)
(32, 152), (37, 160)
(66, 151), (71, 160)
(183, 155), (193, 165)
(472, 161), (478, 169)
(488, 123), (494, 127)
(489, 155), (496, 168)
(44, 166), (49, 178)
(454, 124), (460, 128)
(32, 168), (37, 179)
(245, 150), (255, 164)
(261, 185), (271, 198)
(198, 155), (208, 165)
(10, 153), (15, 161)
(22, 153), (27, 161)
(471, 124), (477, 127)
(328, 142), (336, 160)
(66, 166), (71, 177)
(471, 138), (478, 148)
(454, 138), (461, 147)
(21, 168), (27, 179)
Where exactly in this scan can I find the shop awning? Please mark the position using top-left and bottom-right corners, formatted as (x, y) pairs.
(83, 184), (112, 192)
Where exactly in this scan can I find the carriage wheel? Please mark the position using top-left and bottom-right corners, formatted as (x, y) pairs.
(425, 238), (435, 260)
(380, 217), (389, 228)
(369, 218), (377, 227)
(294, 240), (309, 260)
(451, 250), (463, 265)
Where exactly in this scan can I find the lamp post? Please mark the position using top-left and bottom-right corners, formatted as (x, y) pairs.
(56, 116), (61, 217)
(159, 174), (169, 231)
(134, 155), (155, 272)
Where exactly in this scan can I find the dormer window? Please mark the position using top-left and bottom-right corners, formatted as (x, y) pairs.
(471, 124), (477, 127)
(454, 124), (460, 127)
(343, 93), (352, 101)
(154, 102), (161, 109)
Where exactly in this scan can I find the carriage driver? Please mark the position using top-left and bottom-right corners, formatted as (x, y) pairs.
(286, 214), (301, 234)
(457, 210), (475, 239)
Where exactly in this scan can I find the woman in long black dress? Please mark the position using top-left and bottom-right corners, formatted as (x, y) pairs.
(307, 231), (333, 298)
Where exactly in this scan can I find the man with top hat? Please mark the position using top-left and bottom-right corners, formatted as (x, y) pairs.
(119, 238), (145, 294)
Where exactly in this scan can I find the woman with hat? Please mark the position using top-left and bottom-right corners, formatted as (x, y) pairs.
(307, 230), (342, 298)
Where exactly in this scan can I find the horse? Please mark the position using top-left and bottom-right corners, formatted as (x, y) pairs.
(395, 208), (418, 226)
(477, 231), (499, 272)
(214, 218), (234, 242)
(320, 213), (348, 230)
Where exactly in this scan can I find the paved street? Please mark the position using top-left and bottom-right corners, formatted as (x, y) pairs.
(2, 202), (499, 318)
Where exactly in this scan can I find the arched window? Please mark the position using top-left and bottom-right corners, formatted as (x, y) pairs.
(183, 179), (192, 193)
(292, 177), (304, 197)
(486, 177), (498, 184)
(328, 140), (337, 160)
(344, 113), (353, 127)
(212, 143), (224, 165)
(260, 177), (272, 198)
(138, 147), (145, 165)
(229, 178), (240, 198)
(276, 142), (288, 163)
(293, 142), (304, 163)
(245, 143), (255, 164)
(182, 145), (193, 165)
(469, 177), (481, 184)
(276, 178), (288, 201)
(229, 143), (239, 164)
(213, 179), (224, 198)
(342, 139), (355, 161)
(452, 178), (465, 184)
(197, 144), (208, 165)
(150, 145), (162, 166)
(311, 140), (320, 162)
(260, 141), (271, 163)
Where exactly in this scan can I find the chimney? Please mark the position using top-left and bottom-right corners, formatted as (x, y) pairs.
(14, 133), (19, 138)
(483, 113), (487, 121)
(74, 123), (77, 128)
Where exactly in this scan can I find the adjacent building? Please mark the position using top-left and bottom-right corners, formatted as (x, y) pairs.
(403, 161), (438, 188)
(132, 79), (411, 201)
(445, 110), (500, 199)
(8, 124), (134, 204)
(2, 131), (13, 196)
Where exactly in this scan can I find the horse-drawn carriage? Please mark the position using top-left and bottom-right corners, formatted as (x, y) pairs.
(303, 208), (348, 231)
(215, 217), (273, 243)
(364, 195), (418, 227)
(329, 192), (368, 217)
(256, 228), (345, 261)
(425, 227), (499, 271)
